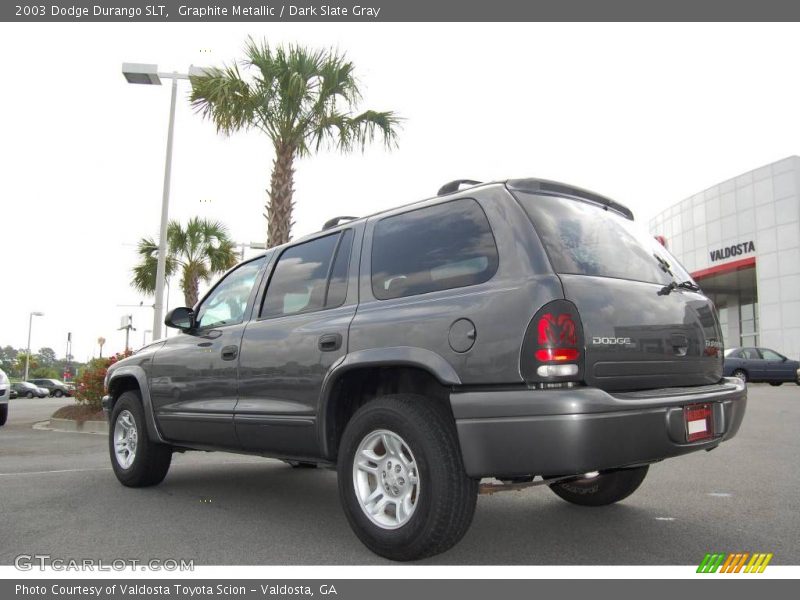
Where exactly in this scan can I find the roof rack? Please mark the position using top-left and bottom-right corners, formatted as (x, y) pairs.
(437, 179), (483, 196)
(322, 216), (359, 230)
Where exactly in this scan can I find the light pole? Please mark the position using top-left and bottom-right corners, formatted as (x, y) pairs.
(122, 62), (208, 341)
(24, 311), (44, 381)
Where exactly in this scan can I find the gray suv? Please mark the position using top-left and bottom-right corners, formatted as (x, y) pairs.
(103, 179), (746, 561)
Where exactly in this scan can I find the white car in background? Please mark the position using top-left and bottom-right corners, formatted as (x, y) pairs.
(0, 368), (10, 426)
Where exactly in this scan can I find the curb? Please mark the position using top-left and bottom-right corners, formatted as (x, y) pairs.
(40, 418), (108, 435)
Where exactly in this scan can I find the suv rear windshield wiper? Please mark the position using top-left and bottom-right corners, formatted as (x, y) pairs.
(653, 253), (674, 276)
(658, 280), (701, 295)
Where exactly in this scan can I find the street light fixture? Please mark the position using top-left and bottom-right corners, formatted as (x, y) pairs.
(24, 311), (44, 381)
(122, 62), (210, 341)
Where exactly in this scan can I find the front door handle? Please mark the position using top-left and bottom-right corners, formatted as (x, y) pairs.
(221, 345), (239, 361)
(318, 333), (342, 352)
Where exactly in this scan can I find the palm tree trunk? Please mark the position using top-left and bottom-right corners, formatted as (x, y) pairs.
(266, 142), (295, 247)
(182, 268), (200, 308)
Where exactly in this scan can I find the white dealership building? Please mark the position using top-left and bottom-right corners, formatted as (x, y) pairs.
(649, 156), (800, 360)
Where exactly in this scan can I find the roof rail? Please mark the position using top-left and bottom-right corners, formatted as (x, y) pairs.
(437, 179), (483, 196)
(322, 216), (359, 230)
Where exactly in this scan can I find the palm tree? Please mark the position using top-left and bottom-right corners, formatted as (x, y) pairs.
(190, 38), (401, 247)
(132, 217), (238, 307)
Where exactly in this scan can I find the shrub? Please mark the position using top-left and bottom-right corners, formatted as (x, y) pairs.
(74, 350), (133, 411)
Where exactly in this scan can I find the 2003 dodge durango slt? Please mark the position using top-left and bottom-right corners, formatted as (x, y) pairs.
(103, 178), (746, 561)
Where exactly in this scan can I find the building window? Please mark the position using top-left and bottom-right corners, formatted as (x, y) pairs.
(739, 301), (758, 347)
(717, 305), (728, 345)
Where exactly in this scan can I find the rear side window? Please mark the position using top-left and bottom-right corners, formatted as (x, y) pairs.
(261, 231), (352, 318)
(517, 192), (690, 285)
(325, 229), (354, 308)
(371, 198), (498, 300)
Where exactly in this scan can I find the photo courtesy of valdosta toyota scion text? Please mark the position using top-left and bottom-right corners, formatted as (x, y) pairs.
(0, 0), (799, 594)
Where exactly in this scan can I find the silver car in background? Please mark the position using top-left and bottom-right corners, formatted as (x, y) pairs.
(0, 368), (10, 426)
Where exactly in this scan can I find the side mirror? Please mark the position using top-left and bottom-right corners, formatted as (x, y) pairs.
(165, 307), (195, 331)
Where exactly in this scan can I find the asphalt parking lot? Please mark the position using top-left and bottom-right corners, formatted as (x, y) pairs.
(0, 384), (798, 565)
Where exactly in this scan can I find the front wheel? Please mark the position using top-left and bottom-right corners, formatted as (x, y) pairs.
(26, 392), (34, 399)
(732, 369), (748, 383)
(0, 404), (8, 426)
(54, 390), (63, 398)
(769, 382), (783, 387)
(549, 466), (649, 506)
(109, 391), (172, 487)
(337, 394), (478, 561)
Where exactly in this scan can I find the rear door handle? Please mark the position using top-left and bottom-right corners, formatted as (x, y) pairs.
(221, 345), (239, 361)
(318, 333), (342, 352)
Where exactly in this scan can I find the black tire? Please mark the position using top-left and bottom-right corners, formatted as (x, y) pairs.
(0, 404), (8, 426)
(769, 382), (783, 387)
(109, 391), (172, 487)
(337, 394), (478, 561)
(549, 466), (649, 507)
(54, 390), (63, 398)
(732, 369), (747, 383)
(26, 391), (34, 399)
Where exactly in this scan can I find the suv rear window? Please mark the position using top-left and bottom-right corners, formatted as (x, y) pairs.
(516, 192), (689, 285)
(371, 199), (498, 300)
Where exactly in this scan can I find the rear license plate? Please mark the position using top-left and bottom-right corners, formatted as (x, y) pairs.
(684, 403), (714, 442)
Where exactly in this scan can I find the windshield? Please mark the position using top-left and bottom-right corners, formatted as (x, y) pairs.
(516, 192), (693, 285)
(724, 348), (739, 357)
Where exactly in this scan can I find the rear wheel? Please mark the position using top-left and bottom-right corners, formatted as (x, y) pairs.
(337, 394), (478, 561)
(732, 369), (747, 383)
(0, 404), (8, 426)
(109, 391), (172, 487)
(769, 382), (783, 387)
(549, 466), (649, 507)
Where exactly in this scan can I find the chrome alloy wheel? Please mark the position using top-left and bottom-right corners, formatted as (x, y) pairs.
(113, 409), (138, 469)
(352, 429), (420, 530)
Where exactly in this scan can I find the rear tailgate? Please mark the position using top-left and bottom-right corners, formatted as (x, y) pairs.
(514, 189), (723, 391)
(560, 274), (722, 390)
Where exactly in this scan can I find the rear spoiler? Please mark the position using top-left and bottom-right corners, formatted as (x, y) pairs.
(505, 178), (634, 220)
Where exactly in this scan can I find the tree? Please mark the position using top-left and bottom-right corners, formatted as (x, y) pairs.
(16, 353), (36, 377)
(132, 217), (239, 307)
(37, 347), (57, 369)
(190, 38), (401, 247)
(0, 346), (18, 376)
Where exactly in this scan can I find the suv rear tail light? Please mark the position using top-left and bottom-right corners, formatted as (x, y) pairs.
(521, 300), (585, 386)
(534, 348), (580, 362)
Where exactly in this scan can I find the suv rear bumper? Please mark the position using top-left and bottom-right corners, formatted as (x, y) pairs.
(450, 378), (746, 478)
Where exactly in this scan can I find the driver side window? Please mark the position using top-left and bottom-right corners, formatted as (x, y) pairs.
(195, 257), (265, 329)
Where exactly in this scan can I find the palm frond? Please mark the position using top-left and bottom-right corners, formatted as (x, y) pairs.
(190, 64), (257, 136)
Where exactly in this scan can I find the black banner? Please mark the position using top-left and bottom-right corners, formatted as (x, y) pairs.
(4, 0), (800, 22)
(3, 579), (797, 600)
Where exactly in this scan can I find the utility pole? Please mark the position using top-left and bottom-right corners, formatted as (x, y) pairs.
(118, 315), (136, 352)
(237, 241), (267, 261)
(64, 332), (72, 381)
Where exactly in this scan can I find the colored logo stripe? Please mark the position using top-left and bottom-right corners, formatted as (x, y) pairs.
(697, 553), (726, 573)
(697, 552), (773, 573)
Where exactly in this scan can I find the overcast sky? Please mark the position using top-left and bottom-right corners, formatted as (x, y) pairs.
(2, 22), (799, 364)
